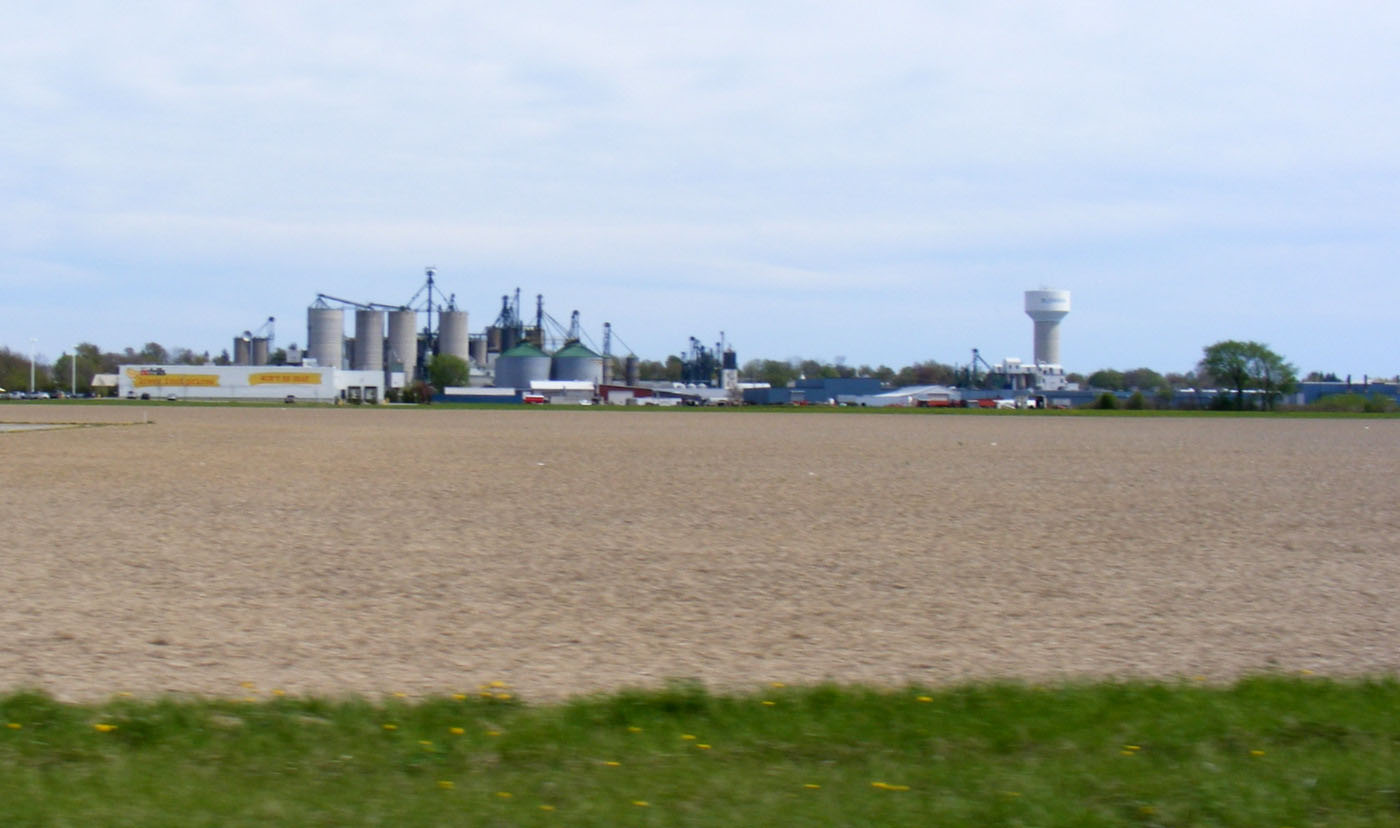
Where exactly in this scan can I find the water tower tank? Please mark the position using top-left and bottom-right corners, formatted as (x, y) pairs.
(494, 341), (551, 389)
(353, 310), (385, 371)
(251, 337), (270, 366)
(551, 341), (604, 384)
(1024, 289), (1071, 365)
(307, 307), (345, 368)
(386, 310), (417, 380)
(439, 310), (470, 364)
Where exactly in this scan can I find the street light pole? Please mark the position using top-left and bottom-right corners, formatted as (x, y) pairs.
(29, 337), (37, 394)
(71, 347), (77, 397)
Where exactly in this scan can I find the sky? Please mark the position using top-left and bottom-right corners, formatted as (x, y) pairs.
(3, 1), (1397, 376)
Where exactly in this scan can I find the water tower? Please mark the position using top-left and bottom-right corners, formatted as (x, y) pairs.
(1025, 289), (1070, 365)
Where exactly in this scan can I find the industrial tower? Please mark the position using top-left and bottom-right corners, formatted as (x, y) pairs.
(1024, 289), (1070, 365)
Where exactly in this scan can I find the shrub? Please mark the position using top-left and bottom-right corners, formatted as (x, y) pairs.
(1093, 392), (1119, 410)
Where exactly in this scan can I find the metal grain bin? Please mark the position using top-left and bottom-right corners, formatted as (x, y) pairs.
(550, 341), (603, 384)
(493, 341), (551, 389)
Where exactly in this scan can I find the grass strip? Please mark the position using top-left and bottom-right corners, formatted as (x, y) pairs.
(4, 677), (1400, 826)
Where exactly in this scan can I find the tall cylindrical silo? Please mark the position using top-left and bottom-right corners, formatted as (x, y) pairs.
(494, 341), (551, 389)
(550, 341), (604, 384)
(386, 310), (418, 381)
(307, 307), (345, 369)
(486, 326), (503, 354)
(439, 310), (470, 364)
(233, 337), (251, 366)
(468, 336), (487, 367)
(251, 337), (270, 366)
(353, 309), (385, 371)
(625, 355), (640, 386)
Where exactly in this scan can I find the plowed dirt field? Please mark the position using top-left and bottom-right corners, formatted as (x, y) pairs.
(3, 405), (1396, 701)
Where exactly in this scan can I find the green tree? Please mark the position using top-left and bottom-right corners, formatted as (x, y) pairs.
(1122, 367), (1165, 391)
(428, 354), (471, 389)
(1200, 340), (1297, 410)
(1087, 369), (1125, 391)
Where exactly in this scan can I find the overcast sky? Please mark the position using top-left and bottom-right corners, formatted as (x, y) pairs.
(3, 2), (1397, 375)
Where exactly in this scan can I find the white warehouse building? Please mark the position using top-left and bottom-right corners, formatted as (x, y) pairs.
(117, 365), (387, 403)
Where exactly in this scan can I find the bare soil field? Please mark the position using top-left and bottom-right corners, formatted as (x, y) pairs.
(2, 405), (1397, 701)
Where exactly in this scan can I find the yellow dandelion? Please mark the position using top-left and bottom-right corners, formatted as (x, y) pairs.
(489, 680), (508, 688)
(1124, 745), (1140, 751)
(681, 733), (696, 740)
(697, 744), (711, 750)
(627, 726), (643, 733)
(1192, 675), (1206, 682)
(117, 691), (132, 697)
(1139, 806), (1156, 816)
(452, 693), (467, 701)
(487, 730), (501, 737)
(632, 800), (649, 807)
(1300, 669), (1315, 675)
(1251, 749), (1266, 756)
(382, 723), (398, 731)
(762, 700), (776, 706)
(94, 723), (117, 733)
(770, 681), (785, 688)
(1120, 750), (1136, 756)
(242, 697), (257, 703)
(437, 780), (454, 790)
(871, 782), (910, 791)
(7, 723), (22, 729)
(605, 760), (621, 767)
(449, 727), (465, 735)
(804, 783), (821, 790)
(272, 689), (286, 697)
(240, 681), (256, 689)
(496, 791), (513, 799)
(393, 692), (407, 699)
(419, 740), (434, 748)
(1001, 791), (1022, 798)
(539, 804), (556, 811)
(494, 692), (512, 700)
(916, 695), (933, 703)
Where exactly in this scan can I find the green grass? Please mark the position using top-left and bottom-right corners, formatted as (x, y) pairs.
(5, 678), (1400, 826)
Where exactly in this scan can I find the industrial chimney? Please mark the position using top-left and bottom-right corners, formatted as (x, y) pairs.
(1024, 289), (1070, 365)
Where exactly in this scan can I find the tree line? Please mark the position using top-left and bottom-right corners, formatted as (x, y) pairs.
(3, 337), (1378, 412)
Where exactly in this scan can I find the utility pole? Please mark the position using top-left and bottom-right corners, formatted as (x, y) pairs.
(29, 337), (37, 393)
(71, 347), (77, 397)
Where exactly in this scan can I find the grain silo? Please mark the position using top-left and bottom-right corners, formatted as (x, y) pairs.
(233, 335), (251, 366)
(251, 337), (270, 366)
(353, 309), (385, 371)
(625, 355), (640, 386)
(493, 341), (551, 389)
(307, 307), (345, 369)
(386, 309), (418, 381)
(550, 341), (604, 384)
(439, 310), (470, 364)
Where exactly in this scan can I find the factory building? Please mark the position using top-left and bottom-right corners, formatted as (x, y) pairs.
(118, 365), (385, 403)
